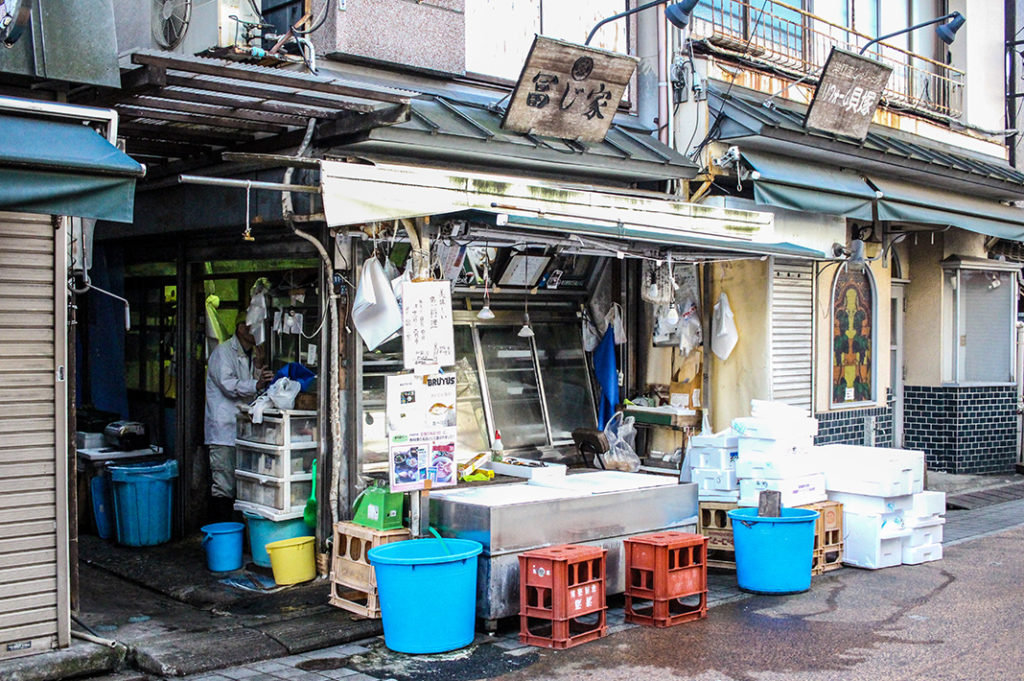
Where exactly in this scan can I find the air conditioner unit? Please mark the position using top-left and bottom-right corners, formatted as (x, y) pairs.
(152, 0), (261, 55)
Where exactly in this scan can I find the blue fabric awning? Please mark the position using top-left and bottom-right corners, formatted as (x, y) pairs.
(869, 176), (1024, 241)
(744, 151), (876, 220)
(0, 114), (145, 223)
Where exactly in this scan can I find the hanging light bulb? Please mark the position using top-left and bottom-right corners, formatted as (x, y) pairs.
(517, 312), (535, 338)
(665, 305), (680, 325)
(478, 253), (495, 319)
(477, 304), (495, 320)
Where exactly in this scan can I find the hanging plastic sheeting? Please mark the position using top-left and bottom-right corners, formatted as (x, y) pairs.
(604, 303), (627, 345)
(593, 327), (619, 429)
(352, 257), (403, 350)
(711, 292), (739, 361)
(246, 278), (271, 346)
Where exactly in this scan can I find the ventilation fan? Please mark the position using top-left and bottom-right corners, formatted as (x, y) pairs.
(152, 0), (191, 49)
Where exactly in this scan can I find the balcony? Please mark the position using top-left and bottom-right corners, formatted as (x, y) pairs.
(689, 0), (964, 120)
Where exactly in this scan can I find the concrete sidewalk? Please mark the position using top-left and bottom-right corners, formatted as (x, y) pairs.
(5, 470), (1022, 681)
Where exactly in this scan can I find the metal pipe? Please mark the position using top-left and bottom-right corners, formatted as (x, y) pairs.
(178, 174), (320, 193)
(586, 0), (667, 46)
(859, 12), (960, 55)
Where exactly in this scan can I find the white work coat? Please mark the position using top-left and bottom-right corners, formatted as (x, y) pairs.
(204, 335), (258, 446)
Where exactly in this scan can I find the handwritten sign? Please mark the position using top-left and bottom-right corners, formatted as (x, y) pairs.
(502, 35), (639, 143)
(402, 280), (455, 372)
(805, 48), (892, 141)
(386, 373), (458, 492)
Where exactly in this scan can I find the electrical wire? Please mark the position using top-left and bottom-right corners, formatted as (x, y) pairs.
(291, 0), (331, 35)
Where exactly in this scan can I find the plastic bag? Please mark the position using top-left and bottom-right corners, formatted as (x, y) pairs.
(352, 258), (403, 350)
(266, 377), (301, 410)
(711, 292), (738, 360)
(604, 303), (626, 345)
(581, 309), (601, 352)
(601, 412), (641, 472)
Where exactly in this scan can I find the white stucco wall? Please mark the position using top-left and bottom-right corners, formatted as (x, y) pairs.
(949, 0), (1006, 134)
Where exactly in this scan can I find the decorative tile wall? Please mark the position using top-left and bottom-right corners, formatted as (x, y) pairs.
(814, 402), (893, 447)
(903, 385), (1017, 474)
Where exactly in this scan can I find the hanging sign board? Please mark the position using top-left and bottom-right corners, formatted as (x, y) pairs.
(386, 373), (458, 492)
(805, 47), (892, 141)
(502, 35), (639, 143)
(402, 280), (455, 372)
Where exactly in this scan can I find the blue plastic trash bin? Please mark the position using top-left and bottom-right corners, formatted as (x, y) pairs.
(368, 538), (482, 654)
(243, 512), (310, 568)
(728, 507), (820, 594)
(108, 460), (178, 547)
(201, 522), (245, 572)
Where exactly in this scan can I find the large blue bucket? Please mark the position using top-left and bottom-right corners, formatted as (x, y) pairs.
(368, 538), (482, 654)
(108, 460), (178, 547)
(243, 512), (310, 568)
(728, 507), (820, 594)
(201, 522), (245, 572)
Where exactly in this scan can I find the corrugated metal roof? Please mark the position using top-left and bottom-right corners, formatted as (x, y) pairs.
(709, 86), (1024, 196)
(332, 95), (698, 185)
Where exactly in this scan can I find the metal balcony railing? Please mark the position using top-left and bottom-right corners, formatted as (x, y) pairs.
(689, 0), (965, 119)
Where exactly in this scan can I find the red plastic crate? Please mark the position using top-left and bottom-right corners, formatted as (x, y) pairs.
(625, 591), (707, 628)
(519, 545), (606, 620)
(625, 532), (707, 601)
(519, 611), (607, 649)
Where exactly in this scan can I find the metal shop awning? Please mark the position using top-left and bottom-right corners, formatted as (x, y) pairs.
(0, 112), (145, 223)
(742, 151), (876, 220)
(868, 176), (1024, 241)
(319, 161), (823, 258)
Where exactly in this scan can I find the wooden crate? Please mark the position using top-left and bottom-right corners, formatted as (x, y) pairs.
(329, 581), (381, 619)
(698, 501), (737, 535)
(330, 522), (410, 592)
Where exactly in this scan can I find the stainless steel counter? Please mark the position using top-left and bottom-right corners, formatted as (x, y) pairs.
(429, 472), (698, 624)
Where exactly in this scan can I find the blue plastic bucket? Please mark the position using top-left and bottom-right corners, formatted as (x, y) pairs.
(368, 538), (483, 654)
(728, 507), (820, 594)
(108, 460), (178, 547)
(243, 512), (310, 568)
(201, 522), (245, 572)
(90, 475), (114, 540)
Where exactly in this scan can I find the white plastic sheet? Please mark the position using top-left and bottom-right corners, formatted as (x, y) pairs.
(352, 258), (403, 351)
(711, 292), (738, 360)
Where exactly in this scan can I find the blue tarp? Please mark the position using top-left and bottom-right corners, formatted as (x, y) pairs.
(0, 114), (144, 222)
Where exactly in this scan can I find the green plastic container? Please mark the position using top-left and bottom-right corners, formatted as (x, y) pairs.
(353, 483), (404, 530)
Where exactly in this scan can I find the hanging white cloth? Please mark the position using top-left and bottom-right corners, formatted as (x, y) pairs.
(711, 292), (739, 361)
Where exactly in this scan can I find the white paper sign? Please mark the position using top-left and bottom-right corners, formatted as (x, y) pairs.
(386, 373), (458, 492)
(402, 280), (455, 372)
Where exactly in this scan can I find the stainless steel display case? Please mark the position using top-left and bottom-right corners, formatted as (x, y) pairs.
(430, 473), (698, 627)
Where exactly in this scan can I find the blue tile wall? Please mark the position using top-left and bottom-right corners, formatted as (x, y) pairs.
(903, 385), (1017, 474)
(814, 401), (893, 447)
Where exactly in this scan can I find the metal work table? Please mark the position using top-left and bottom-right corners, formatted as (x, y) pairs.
(429, 471), (698, 627)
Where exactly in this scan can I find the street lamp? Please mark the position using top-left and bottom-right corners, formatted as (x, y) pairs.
(859, 11), (965, 55)
(585, 0), (701, 46)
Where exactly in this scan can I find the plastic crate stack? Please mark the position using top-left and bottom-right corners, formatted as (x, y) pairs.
(328, 521), (410, 617)
(817, 444), (941, 569)
(733, 401), (825, 509)
(624, 531), (708, 627)
(234, 409), (318, 521)
(519, 545), (607, 649)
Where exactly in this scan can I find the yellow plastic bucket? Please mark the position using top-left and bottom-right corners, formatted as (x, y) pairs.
(265, 536), (316, 585)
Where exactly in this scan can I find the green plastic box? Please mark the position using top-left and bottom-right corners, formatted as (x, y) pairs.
(352, 483), (405, 530)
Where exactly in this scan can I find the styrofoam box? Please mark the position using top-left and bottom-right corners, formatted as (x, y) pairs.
(816, 444), (924, 496)
(827, 491), (914, 516)
(842, 510), (911, 570)
(700, 489), (741, 503)
(731, 416), (818, 439)
(903, 517), (945, 547)
(736, 451), (821, 480)
(484, 459), (567, 481)
(693, 447), (737, 470)
(76, 431), (105, 450)
(903, 542), (943, 565)
(692, 467), (739, 492)
(737, 437), (814, 459)
(737, 473), (827, 508)
(910, 491), (946, 520)
(691, 430), (739, 449)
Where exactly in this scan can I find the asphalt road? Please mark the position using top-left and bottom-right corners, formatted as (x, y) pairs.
(489, 526), (1024, 681)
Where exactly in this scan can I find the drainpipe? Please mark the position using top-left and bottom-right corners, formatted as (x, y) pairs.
(657, 5), (669, 145)
(636, 4), (660, 130)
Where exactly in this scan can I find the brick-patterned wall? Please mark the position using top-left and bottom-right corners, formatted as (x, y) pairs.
(904, 385), (1017, 474)
(814, 402), (893, 447)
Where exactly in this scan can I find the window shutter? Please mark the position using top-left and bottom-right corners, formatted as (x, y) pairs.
(771, 258), (814, 411)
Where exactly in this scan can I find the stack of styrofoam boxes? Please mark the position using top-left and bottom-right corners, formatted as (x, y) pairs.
(689, 430), (740, 504)
(733, 401), (826, 508)
(816, 444), (933, 569)
(902, 490), (946, 565)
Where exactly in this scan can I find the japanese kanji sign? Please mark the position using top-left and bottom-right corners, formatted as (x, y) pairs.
(502, 35), (639, 143)
(805, 47), (892, 141)
(402, 279), (455, 373)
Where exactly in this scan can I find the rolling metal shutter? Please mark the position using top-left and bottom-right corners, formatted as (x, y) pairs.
(0, 212), (69, 660)
(770, 258), (814, 412)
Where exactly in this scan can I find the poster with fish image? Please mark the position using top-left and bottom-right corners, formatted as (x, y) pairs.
(386, 372), (457, 491)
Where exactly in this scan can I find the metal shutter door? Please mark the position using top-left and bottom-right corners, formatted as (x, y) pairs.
(0, 212), (68, 660)
(770, 258), (813, 411)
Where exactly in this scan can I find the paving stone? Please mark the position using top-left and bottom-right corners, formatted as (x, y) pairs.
(216, 668), (264, 680)
(492, 638), (528, 651)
